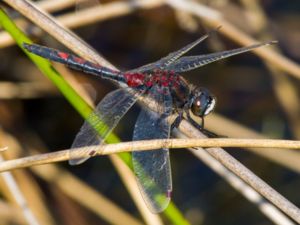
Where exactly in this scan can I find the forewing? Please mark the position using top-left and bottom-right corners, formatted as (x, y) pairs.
(158, 27), (220, 69)
(167, 41), (276, 72)
(132, 86), (173, 213)
(128, 29), (217, 73)
(69, 88), (142, 165)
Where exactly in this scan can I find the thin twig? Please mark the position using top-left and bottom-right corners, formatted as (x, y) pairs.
(174, 132), (295, 225)
(239, 0), (300, 139)
(190, 148), (295, 225)
(0, 201), (25, 224)
(0, 127), (144, 225)
(0, 0), (164, 48)
(58, 0), (165, 29)
(207, 114), (300, 173)
(0, 81), (57, 99)
(3, 0), (164, 67)
(0, 0), (76, 48)
(0, 155), (40, 225)
(179, 120), (300, 224)
(0, 147), (8, 151)
(0, 133), (56, 225)
(37, 0), (75, 13)
(110, 155), (164, 225)
(3, 0), (111, 66)
(33, 164), (144, 225)
(0, 138), (299, 172)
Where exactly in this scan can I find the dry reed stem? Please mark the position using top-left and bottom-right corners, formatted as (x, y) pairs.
(0, 147), (8, 152)
(3, 0), (164, 67)
(0, 132), (56, 225)
(0, 81), (58, 99)
(37, 0), (75, 13)
(0, 201), (26, 224)
(58, 0), (164, 29)
(0, 139), (300, 221)
(179, 120), (300, 224)
(172, 132), (295, 225)
(237, 0), (300, 139)
(110, 155), (163, 225)
(0, 138), (300, 172)
(0, 0), (75, 48)
(11, 170), (56, 225)
(270, 69), (300, 138)
(0, 155), (40, 225)
(3, 0), (111, 66)
(0, 0), (164, 48)
(33, 164), (144, 225)
(207, 114), (300, 173)
(190, 148), (295, 225)
(1, 127), (144, 225)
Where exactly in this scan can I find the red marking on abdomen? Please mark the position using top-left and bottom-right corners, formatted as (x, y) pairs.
(73, 56), (86, 64)
(57, 52), (69, 60)
(124, 73), (145, 87)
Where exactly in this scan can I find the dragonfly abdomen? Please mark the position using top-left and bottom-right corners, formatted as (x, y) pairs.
(23, 43), (122, 81)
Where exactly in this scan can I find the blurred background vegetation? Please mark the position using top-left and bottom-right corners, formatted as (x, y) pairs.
(0, 0), (300, 224)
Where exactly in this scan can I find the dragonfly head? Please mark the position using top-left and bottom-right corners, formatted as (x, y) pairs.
(190, 87), (216, 117)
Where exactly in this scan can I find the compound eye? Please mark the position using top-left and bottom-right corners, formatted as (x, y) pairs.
(191, 93), (216, 117)
(191, 95), (206, 117)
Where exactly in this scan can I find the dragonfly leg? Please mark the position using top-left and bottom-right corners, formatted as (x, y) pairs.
(186, 110), (202, 129)
(186, 110), (220, 138)
(171, 112), (183, 130)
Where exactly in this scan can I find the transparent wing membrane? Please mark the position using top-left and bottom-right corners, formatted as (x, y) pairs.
(167, 41), (277, 72)
(159, 26), (221, 69)
(69, 88), (142, 165)
(132, 86), (173, 212)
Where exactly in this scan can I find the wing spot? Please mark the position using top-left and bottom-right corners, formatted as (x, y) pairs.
(89, 150), (96, 156)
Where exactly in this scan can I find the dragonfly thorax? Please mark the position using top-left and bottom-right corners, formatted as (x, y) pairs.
(124, 70), (180, 88)
(189, 87), (216, 117)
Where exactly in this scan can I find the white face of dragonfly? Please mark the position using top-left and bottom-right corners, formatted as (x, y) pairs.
(204, 96), (216, 116)
(190, 87), (216, 117)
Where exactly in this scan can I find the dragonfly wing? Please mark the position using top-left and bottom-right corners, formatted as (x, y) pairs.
(132, 86), (173, 213)
(128, 28), (220, 73)
(70, 88), (142, 165)
(167, 41), (276, 72)
(158, 27), (221, 69)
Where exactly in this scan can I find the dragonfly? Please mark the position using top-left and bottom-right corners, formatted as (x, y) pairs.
(23, 29), (275, 213)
